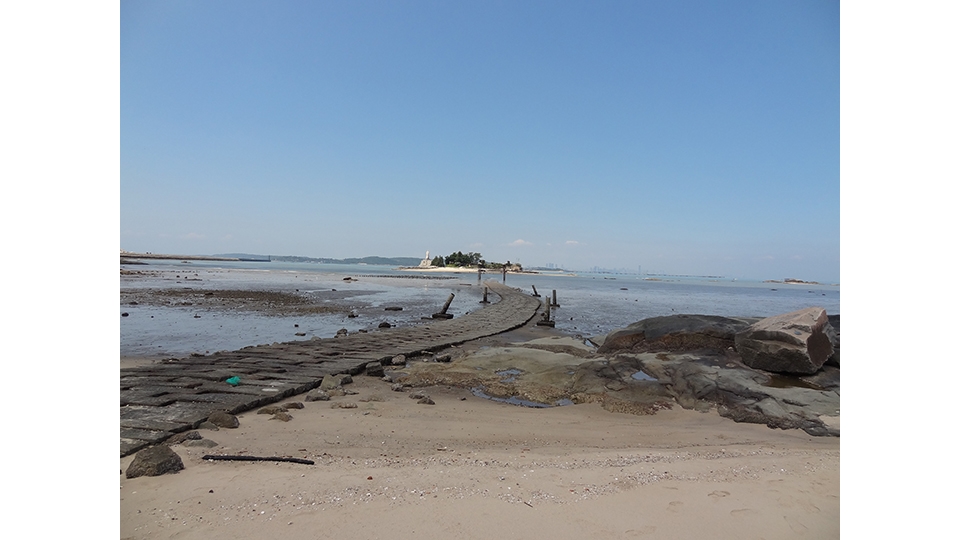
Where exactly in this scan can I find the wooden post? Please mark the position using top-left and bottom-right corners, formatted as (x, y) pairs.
(537, 297), (555, 327)
(531, 285), (540, 297)
(432, 293), (455, 319)
(480, 287), (489, 304)
(551, 289), (559, 307)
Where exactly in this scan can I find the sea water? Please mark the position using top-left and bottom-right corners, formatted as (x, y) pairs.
(120, 260), (839, 358)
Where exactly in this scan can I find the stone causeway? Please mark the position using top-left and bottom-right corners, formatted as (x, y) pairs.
(120, 281), (541, 456)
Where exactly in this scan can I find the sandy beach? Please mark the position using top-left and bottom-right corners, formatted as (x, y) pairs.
(120, 333), (838, 540)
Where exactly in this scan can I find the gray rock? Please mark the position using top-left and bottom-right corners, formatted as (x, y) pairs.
(391, 383), (406, 392)
(630, 351), (839, 436)
(271, 412), (293, 422)
(207, 411), (239, 429)
(198, 421), (219, 431)
(378, 322), (392, 328)
(435, 353), (452, 363)
(391, 354), (407, 366)
(418, 396), (435, 405)
(125, 445), (184, 478)
(320, 374), (351, 390)
(305, 391), (330, 402)
(735, 308), (834, 374)
(282, 402), (304, 410)
(597, 315), (758, 354)
(365, 362), (385, 377)
(332, 402), (358, 409)
(258, 405), (285, 415)
(165, 431), (201, 445)
(182, 438), (218, 448)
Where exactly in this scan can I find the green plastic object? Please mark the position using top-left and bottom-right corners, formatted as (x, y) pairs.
(225, 376), (241, 386)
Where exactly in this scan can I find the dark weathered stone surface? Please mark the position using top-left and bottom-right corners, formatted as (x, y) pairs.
(735, 308), (834, 374)
(596, 315), (760, 354)
(165, 431), (201, 445)
(825, 314), (840, 366)
(257, 405), (285, 415)
(365, 362), (385, 377)
(182, 438), (218, 448)
(119, 282), (541, 455)
(207, 411), (239, 428)
(125, 445), (184, 478)
(629, 351), (840, 436)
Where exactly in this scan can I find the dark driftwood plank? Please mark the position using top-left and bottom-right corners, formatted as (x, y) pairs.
(202, 454), (315, 465)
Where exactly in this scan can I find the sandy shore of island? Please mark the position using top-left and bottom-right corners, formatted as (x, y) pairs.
(120, 366), (839, 540)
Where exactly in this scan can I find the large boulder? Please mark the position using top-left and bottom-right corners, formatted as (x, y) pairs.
(125, 445), (184, 478)
(596, 315), (759, 354)
(735, 308), (834, 374)
(825, 314), (840, 366)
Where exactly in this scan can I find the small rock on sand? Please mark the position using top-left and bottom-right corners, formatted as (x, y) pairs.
(207, 411), (239, 428)
(125, 445), (184, 479)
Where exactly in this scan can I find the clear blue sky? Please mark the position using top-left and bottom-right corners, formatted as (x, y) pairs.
(120, 0), (839, 281)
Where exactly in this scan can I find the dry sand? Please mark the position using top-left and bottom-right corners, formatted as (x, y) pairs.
(120, 371), (839, 540)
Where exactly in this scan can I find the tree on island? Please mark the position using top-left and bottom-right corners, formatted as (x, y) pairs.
(428, 251), (521, 271)
(443, 251), (483, 267)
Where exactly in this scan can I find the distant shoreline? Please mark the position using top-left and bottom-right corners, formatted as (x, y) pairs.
(120, 252), (265, 262)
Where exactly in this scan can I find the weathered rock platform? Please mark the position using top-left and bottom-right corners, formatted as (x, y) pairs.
(120, 282), (540, 456)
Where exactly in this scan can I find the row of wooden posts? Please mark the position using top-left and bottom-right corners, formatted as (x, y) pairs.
(434, 285), (559, 326)
(477, 284), (559, 327)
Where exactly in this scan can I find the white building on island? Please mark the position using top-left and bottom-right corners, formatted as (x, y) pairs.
(419, 251), (432, 267)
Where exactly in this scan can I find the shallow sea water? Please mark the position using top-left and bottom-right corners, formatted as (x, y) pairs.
(120, 260), (839, 358)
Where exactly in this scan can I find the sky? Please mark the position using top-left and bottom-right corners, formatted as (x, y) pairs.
(120, 0), (840, 281)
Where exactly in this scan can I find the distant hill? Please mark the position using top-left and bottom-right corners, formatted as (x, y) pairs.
(214, 253), (271, 261)
(228, 254), (422, 266)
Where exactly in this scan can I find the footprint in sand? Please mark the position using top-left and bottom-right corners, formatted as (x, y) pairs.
(730, 508), (760, 518)
(666, 501), (684, 513)
(708, 490), (730, 500)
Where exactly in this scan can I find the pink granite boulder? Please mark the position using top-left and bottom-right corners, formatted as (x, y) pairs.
(734, 307), (835, 374)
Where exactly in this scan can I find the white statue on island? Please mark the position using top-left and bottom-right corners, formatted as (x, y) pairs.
(418, 250), (432, 267)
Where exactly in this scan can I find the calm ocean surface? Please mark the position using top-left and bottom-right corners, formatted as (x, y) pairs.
(120, 260), (840, 358)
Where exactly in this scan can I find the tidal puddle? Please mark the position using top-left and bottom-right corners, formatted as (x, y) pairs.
(495, 368), (523, 382)
(631, 371), (658, 382)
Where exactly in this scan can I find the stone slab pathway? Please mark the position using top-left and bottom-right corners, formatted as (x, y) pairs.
(120, 281), (541, 456)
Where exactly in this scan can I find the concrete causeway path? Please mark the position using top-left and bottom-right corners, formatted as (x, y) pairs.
(120, 281), (541, 456)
